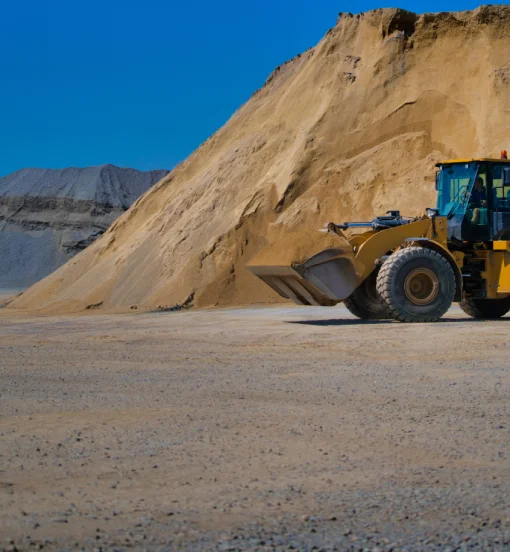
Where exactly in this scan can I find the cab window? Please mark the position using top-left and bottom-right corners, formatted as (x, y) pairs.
(491, 164), (510, 209)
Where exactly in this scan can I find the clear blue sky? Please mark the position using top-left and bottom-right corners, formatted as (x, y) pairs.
(0, 0), (483, 177)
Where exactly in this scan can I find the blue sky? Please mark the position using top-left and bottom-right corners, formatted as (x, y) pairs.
(0, 0), (483, 177)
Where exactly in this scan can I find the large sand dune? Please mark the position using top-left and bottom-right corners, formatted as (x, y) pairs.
(9, 6), (510, 312)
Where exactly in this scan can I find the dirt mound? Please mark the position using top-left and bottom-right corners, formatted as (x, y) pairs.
(9, 6), (510, 312)
(0, 165), (168, 290)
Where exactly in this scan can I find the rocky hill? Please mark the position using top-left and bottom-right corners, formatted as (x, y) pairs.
(8, 6), (510, 312)
(0, 165), (168, 290)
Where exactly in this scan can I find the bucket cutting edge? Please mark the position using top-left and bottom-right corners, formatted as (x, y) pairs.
(247, 246), (365, 306)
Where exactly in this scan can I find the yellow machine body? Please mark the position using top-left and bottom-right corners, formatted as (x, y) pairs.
(249, 215), (510, 306)
(248, 157), (510, 317)
(249, 217), (457, 306)
(477, 247), (510, 297)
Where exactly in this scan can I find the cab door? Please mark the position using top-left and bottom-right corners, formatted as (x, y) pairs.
(489, 163), (510, 240)
(461, 163), (490, 242)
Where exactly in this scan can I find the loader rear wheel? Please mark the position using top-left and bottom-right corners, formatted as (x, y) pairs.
(377, 247), (455, 323)
(344, 269), (389, 319)
(459, 295), (510, 319)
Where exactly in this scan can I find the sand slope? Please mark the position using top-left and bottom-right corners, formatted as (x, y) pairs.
(10, 6), (510, 312)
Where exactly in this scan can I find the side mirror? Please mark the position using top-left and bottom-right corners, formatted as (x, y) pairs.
(503, 168), (510, 186)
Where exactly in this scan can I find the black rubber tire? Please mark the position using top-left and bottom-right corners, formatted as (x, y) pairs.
(376, 247), (456, 322)
(344, 269), (389, 319)
(459, 295), (510, 319)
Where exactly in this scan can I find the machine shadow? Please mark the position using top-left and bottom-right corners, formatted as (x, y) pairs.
(289, 317), (510, 326)
(440, 317), (510, 323)
(288, 319), (395, 326)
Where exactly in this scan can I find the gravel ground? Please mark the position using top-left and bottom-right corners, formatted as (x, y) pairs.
(1, 305), (510, 551)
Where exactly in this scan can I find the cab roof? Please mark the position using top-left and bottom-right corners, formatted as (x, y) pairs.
(436, 158), (510, 167)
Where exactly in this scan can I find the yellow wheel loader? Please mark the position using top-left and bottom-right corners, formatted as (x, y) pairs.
(249, 156), (510, 322)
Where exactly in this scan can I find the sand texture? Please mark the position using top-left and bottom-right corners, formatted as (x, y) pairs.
(9, 6), (510, 313)
(0, 165), (168, 290)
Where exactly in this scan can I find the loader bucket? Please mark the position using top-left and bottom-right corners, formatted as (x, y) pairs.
(248, 247), (365, 307)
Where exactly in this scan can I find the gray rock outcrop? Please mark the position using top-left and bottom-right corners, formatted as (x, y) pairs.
(0, 165), (168, 290)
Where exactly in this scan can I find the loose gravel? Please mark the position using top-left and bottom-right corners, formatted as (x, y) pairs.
(1, 306), (510, 550)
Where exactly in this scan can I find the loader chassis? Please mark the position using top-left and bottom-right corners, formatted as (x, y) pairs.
(248, 158), (510, 322)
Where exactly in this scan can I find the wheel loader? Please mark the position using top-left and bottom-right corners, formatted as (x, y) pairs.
(248, 155), (510, 322)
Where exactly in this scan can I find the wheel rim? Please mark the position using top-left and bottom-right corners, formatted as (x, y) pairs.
(404, 268), (439, 305)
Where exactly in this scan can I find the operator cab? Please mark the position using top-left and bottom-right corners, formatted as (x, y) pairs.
(435, 157), (510, 242)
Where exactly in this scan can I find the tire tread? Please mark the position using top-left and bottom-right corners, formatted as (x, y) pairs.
(376, 247), (455, 323)
(344, 269), (389, 319)
(460, 295), (510, 319)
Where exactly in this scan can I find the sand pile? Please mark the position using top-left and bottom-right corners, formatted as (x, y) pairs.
(0, 165), (168, 290)
(9, 6), (510, 312)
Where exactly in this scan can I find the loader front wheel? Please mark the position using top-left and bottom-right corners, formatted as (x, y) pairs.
(459, 295), (510, 319)
(377, 247), (455, 322)
(344, 269), (389, 319)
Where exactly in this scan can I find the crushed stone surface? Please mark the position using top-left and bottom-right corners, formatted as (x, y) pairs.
(1, 305), (510, 550)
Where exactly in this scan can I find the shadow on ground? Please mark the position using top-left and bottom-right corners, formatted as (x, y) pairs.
(289, 317), (510, 326)
(289, 318), (394, 326)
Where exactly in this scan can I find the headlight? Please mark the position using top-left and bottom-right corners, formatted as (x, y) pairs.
(427, 208), (439, 218)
